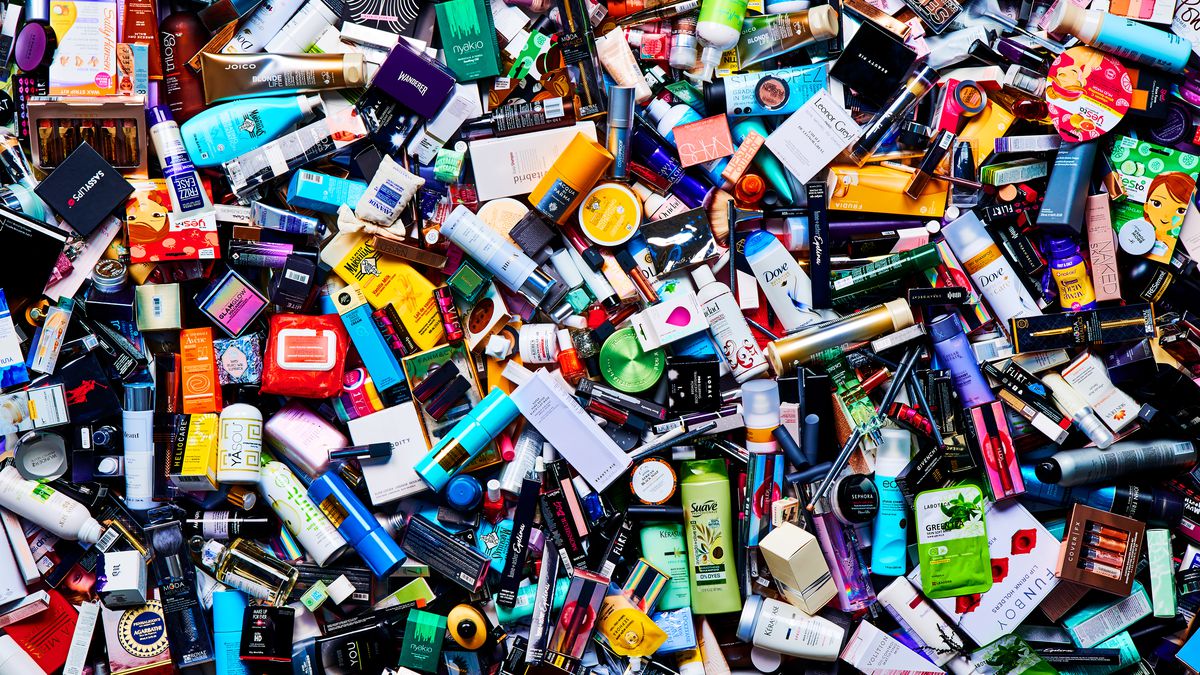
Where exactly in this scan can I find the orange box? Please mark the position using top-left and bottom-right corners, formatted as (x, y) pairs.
(181, 328), (222, 414)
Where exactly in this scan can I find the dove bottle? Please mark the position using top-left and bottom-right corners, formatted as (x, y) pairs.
(744, 229), (818, 332)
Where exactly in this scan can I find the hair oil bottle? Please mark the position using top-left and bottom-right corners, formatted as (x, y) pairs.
(681, 459), (741, 614)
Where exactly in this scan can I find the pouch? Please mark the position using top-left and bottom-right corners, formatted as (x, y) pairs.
(915, 485), (993, 599)
(260, 313), (348, 399)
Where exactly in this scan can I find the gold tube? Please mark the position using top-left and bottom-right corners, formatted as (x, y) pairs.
(200, 52), (366, 104)
(766, 299), (914, 375)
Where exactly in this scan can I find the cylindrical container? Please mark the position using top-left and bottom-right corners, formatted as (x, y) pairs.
(181, 95), (321, 168)
(578, 182), (642, 246)
(434, 286), (465, 343)
(681, 459), (742, 614)
(414, 389), (521, 492)
(929, 312), (995, 408)
(258, 459), (349, 565)
(744, 229), (817, 332)
(159, 9), (208, 122)
(741, 380), (779, 454)
(499, 427), (545, 498)
(201, 52), (367, 104)
(670, 12), (698, 71)
(1035, 440), (1197, 486)
(848, 66), (939, 165)
(186, 510), (279, 541)
(696, 0), (750, 79)
(0, 634), (45, 675)
(1047, 237), (1097, 311)
(733, 7), (839, 68)
(692, 265), (768, 381)
(519, 324), (560, 364)
(122, 382), (156, 511)
(1041, 373), (1114, 448)
(830, 244), (942, 304)
(446, 475), (484, 512)
(1046, 1), (1189, 73)
(308, 472), (407, 578)
(441, 205), (559, 308)
(736, 596), (844, 661)
(264, 401), (347, 478)
(766, 299), (914, 374)
(212, 591), (251, 675)
(940, 211), (1042, 328)
(0, 465), (103, 543)
(263, 0), (338, 52)
(528, 133), (614, 224)
(218, 403), (263, 484)
(871, 428), (911, 576)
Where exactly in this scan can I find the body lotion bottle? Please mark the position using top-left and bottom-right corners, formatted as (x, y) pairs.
(681, 459), (741, 614)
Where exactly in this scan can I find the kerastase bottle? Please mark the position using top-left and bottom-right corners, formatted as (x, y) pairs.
(940, 211), (1041, 329)
(736, 596), (844, 661)
(744, 229), (819, 332)
(681, 459), (741, 614)
(692, 264), (768, 381)
(1047, 237), (1097, 311)
(639, 523), (691, 610)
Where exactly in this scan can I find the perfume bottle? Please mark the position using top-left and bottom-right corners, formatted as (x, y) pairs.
(193, 536), (299, 606)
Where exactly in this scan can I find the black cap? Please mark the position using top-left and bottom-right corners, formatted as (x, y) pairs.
(1034, 460), (1062, 484)
(703, 79), (726, 115)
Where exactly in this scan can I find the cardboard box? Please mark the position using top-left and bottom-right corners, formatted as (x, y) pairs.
(759, 522), (836, 615)
(99, 550), (148, 608)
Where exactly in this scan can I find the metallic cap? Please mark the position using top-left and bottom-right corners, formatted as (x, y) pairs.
(736, 594), (764, 642)
(608, 86), (636, 127)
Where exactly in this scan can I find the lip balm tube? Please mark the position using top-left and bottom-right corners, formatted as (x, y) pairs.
(607, 86), (635, 179)
(414, 389), (521, 492)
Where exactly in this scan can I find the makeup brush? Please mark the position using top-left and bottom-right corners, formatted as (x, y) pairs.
(707, 189), (735, 246)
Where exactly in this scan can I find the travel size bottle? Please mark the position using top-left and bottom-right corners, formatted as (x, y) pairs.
(194, 536), (300, 606)
(217, 397), (262, 485)
(159, 1), (208, 123)
(1047, 238), (1097, 311)
(692, 264), (767, 381)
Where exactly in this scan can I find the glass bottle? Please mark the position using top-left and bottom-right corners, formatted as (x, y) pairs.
(193, 536), (298, 606)
(556, 328), (587, 384)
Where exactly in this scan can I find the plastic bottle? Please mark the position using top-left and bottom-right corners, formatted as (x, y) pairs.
(929, 312), (995, 408)
(681, 459), (742, 614)
(741, 380), (780, 453)
(212, 590), (251, 675)
(0, 465), (103, 543)
(640, 522), (691, 610)
(1047, 237), (1097, 311)
(692, 265), (768, 381)
(1046, 1), (1190, 73)
(670, 12), (699, 71)
(871, 428), (911, 576)
(180, 95), (322, 168)
(122, 382), (156, 511)
(696, 0), (749, 81)
(218, 401), (263, 484)
(258, 457), (349, 565)
(743, 229), (819, 332)
(159, 3), (209, 123)
(736, 596), (844, 661)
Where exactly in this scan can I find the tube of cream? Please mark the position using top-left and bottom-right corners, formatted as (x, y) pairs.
(148, 106), (217, 234)
(200, 52), (367, 104)
(223, 108), (369, 197)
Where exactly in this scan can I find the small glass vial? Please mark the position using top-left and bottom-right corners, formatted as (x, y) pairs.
(193, 536), (299, 606)
(556, 329), (587, 384)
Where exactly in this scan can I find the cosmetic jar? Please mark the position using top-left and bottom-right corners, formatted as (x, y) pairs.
(14, 430), (67, 481)
(629, 457), (677, 504)
(529, 133), (614, 224)
(599, 327), (666, 393)
(578, 182), (643, 246)
(446, 474), (484, 512)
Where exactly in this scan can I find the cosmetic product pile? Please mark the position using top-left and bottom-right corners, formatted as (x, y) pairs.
(7, 0), (1200, 671)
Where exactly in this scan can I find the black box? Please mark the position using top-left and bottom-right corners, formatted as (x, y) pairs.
(829, 21), (918, 107)
(35, 142), (133, 237)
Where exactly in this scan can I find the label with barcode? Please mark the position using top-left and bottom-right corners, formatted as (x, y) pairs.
(285, 269), (311, 284)
(94, 527), (119, 552)
(495, 77), (511, 90)
(543, 97), (565, 120)
(299, 171), (324, 184)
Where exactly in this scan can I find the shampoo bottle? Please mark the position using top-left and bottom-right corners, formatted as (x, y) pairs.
(681, 459), (742, 614)
(870, 427), (911, 576)
(181, 95), (322, 168)
(692, 264), (768, 382)
(696, 0), (749, 80)
(639, 523), (692, 610)
(744, 229), (819, 332)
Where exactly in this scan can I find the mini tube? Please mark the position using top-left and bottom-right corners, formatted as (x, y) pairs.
(200, 52), (367, 104)
(734, 7), (838, 68)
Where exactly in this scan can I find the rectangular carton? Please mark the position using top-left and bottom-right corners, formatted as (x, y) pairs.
(759, 522), (836, 615)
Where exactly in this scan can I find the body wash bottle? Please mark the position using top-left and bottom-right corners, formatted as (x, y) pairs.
(681, 459), (742, 614)
(871, 427), (911, 576)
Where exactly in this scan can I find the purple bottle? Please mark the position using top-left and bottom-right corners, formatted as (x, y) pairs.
(929, 312), (995, 408)
(1046, 237), (1097, 311)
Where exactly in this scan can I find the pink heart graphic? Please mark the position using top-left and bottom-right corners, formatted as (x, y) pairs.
(666, 306), (691, 326)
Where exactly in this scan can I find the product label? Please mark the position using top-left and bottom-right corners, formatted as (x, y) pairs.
(219, 417), (263, 472)
(914, 486), (993, 598)
(687, 499), (729, 585)
(535, 179), (580, 221)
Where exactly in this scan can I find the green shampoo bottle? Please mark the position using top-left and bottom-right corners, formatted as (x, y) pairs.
(680, 459), (742, 614)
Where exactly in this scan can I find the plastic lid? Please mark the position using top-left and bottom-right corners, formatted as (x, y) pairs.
(213, 590), (249, 631)
(736, 594), (764, 642)
(884, 298), (916, 331)
(608, 86), (636, 126)
(927, 312), (965, 343)
(300, 95), (324, 118)
(487, 479), (502, 500)
(940, 211), (986, 257)
(809, 4), (840, 40)
(1046, 237), (1078, 259)
(877, 427), (913, 463)
(1034, 459), (1062, 484)
(327, 575), (355, 604)
(123, 382), (154, 412)
(446, 474), (483, 510)
(691, 264), (717, 289)
(14, 431), (66, 481)
(475, 389), (521, 437)
(646, 97), (672, 123)
(741, 380), (780, 426)
(558, 134), (616, 188)
(698, 46), (723, 82)
(146, 105), (174, 127)
(703, 79), (726, 114)
(343, 53), (366, 87)
(557, 328), (574, 351)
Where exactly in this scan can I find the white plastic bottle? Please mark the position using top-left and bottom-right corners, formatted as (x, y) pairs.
(218, 402), (263, 484)
(646, 98), (702, 144)
(0, 465), (103, 543)
(871, 427), (911, 576)
(696, 0), (750, 80)
(743, 229), (819, 332)
(941, 212), (1041, 329)
(122, 383), (157, 511)
(259, 458), (349, 566)
(736, 595), (844, 661)
(0, 634), (45, 674)
(693, 265), (768, 382)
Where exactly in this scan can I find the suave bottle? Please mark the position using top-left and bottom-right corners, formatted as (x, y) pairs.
(681, 459), (742, 614)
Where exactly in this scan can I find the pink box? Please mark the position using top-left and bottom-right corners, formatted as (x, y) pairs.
(674, 115), (735, 168)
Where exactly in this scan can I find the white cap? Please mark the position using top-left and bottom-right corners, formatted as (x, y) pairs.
(327, 575), (356, 604)
(690, 264), (717, 289)
(646, 97), (672, 124)
(698, 46), (724, 82)
(557, 328), (574, 352)
(300, 95), (323, 119)
(78, 518), (104, 545)
(0, 635), (46, 675)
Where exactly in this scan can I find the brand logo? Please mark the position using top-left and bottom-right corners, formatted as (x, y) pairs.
(691, 499), (719, 516)
(762, 264), (790, 283)
(226, 62), (257, 70)
(396, 71), (429, 97)
(453, 40), (485, 54)
(68, 170), (105, 207)
(240, 110), (265, 137)
(161, 33), (177, 72)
